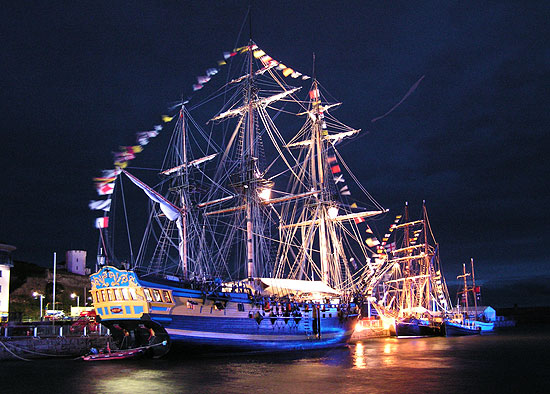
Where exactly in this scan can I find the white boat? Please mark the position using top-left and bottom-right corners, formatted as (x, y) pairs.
(454, 259), (495, 333)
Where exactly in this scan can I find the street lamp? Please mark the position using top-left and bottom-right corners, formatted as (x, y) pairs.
(71, 293), (80, 308)
(32, 291), (45, 319)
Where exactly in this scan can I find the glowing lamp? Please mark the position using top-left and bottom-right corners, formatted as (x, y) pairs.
(258, 188), (271, 201)
(327, 206), (339, 219)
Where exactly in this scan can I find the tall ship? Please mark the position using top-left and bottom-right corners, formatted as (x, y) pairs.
(366, 202), (452, 337)
(88, 40), (386, 355)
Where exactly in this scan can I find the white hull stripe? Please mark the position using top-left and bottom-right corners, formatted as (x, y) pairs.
(165, 328), (354, 341)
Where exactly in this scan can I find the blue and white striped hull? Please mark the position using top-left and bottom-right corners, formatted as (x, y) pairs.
(159, 315), (356, 352)
(90, 267), (357, 354)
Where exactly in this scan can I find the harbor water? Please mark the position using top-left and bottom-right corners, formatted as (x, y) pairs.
(1, 326), (547, 393)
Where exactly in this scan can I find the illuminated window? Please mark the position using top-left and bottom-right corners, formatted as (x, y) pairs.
(143, 289), (153, 302)
(162, 290), (172, 303)
(187, 301), (195, 310)
(152, 289), (162, 302)
(129, 288), (137, 300)
(113, 289), (119, 301)
(101, 290), (106, 302)
(121, 288), (129, 301)
(106, 290), (112, 301)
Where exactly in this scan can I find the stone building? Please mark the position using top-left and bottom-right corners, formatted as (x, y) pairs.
(66, 250), (87, 275)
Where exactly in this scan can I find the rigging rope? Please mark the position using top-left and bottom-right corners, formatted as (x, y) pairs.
(0, 341), (32, 361)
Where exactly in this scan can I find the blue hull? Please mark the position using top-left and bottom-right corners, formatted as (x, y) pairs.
(395, 319), (443, 337)
(91, 268), (357, 354)
(444, 321), (481, 337)
(152, 303), (356, 352)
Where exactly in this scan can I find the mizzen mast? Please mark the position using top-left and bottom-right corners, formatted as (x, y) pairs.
(310, 80), (330, 284)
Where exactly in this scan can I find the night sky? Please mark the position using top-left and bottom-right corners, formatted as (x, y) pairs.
(1, 2), (549, 307)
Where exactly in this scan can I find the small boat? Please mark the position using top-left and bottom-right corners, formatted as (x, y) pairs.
(454, 259), (495, 333)
(395, 317), (443, 338)
(82, 348), (145, 361)
(443, 320), (481, 337)
(466, 320), (494, 332)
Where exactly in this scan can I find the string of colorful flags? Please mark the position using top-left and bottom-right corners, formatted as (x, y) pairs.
(194, 44), (311, 93)
(328, 154), (353, 198)
(364, 214), (403, 257)
(253, 45), (311, 81)
(89, 119), (170, 229)
(89, 43), (311, 230)
(312, 83), (358, 217)
(378, 215), (401, 255)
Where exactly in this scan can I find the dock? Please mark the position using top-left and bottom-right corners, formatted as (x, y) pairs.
(351, 318), (390, 341)
(0, 322), (110, 361)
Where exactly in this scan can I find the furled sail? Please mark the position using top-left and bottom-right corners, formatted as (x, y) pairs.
(285, 129), (360, 148)
(123, 170), (181, 221)
(279, 210), (387, 229)
(160, 153), (218, 176)
(210, 88), (301, 122)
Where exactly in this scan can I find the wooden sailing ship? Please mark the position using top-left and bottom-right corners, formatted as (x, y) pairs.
(89, 39), (386, 355)
(367, 202), (452, 337)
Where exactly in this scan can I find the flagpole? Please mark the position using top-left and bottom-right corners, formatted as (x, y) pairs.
(471, 258), (478, 319)
(52, 252), (56, 313)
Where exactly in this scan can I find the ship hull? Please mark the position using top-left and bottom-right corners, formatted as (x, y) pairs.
(99, 306), (357, 354)
(443, 321), (481, 336)
(465, 320), (494, 332)
(91, 267), (357, 355)
(395, 319), (442, 338)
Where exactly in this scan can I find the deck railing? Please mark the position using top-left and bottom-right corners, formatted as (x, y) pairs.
(1, 323), (110, 338)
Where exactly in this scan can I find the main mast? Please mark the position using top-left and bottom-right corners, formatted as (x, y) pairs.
(404, 202), (413, 311)
(245, 40), (256, 279)
(179, 107), (188, 278)
(457, 263), (470, 310)
(471, 257), (478, 318)
(422, 201), (432, 311)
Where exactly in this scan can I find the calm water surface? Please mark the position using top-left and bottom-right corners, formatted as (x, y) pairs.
(2, 326), (547, 393)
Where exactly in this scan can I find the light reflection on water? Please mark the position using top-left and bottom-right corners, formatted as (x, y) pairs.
(1, 328), (549, 394)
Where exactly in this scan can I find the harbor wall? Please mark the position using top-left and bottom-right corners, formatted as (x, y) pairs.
(0, 336), (109, 360)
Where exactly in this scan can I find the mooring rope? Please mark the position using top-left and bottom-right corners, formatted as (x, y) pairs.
(3, 340), (73, 357)
(0, 341), (32, 362)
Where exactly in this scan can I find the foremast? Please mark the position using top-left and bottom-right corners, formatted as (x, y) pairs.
(178, 107), (189, 278)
